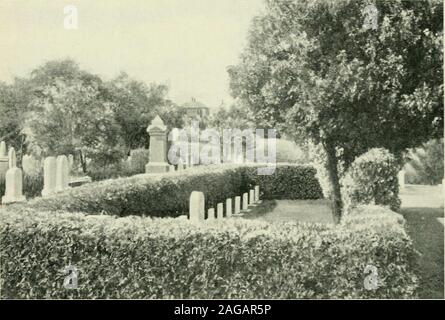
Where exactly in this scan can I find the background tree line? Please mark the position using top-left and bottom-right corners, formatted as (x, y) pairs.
(0, 59), (184, 173)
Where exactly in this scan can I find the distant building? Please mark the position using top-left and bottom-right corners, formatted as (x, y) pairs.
(182, 97), (210, 118)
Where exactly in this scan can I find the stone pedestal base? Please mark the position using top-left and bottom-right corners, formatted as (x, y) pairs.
(2, 195), (26, 205)
(145, 162), (170, 174)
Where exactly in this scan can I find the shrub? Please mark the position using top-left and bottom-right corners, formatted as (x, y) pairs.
(11, 164), (322, 217)
(341, 148), (401, 214)
(87, 161), (133, 181)
(0, 204), (418, 299)
(127, 148), (150, 174)
(243, 164), (323, 200)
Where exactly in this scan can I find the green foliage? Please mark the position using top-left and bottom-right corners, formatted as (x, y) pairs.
(0, 81), (28, 149)
(229, 0), (443, 220)
(11, 164), (322, 217)
(86, 161), (133, 182)
(104, 72), (183, 151)
(208, 102), (254, 130)
(127, 148), (150, 174)
(229, 0), (443, 161)
(341, 148), (401, 213)
(24, 60), (125, 170)
(0, 204), (417, 299)
(1, 59), (184, 173)
(406, 139), (444, 185)
(243, 165), (323, 200)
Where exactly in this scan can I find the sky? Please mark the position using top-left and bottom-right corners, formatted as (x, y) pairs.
(0, 0), (264, 109)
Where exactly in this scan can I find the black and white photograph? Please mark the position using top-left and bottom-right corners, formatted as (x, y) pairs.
(0, 0), (443, 305)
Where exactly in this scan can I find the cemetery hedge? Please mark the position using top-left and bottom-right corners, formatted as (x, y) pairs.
(8, 164), (322, 217)
(0, 204), (417, 299)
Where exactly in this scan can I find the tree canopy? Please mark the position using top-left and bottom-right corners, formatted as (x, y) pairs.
(0, 59), (184, 173)
(229, 0), (443, 221)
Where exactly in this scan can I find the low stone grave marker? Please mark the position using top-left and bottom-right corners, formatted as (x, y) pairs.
(226, 198), (232, 217)
(189, 191), (205, 223)
(207, 208), (215, 220)
(217, 203), (224, 219)
(234, 196), (241, 214)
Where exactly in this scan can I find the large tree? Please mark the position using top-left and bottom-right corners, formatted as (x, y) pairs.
(229, 0), (443, 222)
(24, 63), (122, 172)
(104, 73), (183, 153)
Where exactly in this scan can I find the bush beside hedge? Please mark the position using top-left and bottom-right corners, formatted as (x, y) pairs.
(11, 164), (322, 217)
(341, 148), (401, 214)
(0, 204), (417, 299)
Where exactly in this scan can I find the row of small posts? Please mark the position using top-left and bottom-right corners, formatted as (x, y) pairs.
(189, 186), (260, 222)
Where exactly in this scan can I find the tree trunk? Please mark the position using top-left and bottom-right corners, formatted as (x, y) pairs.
(79, 150), (87, 174)
(323, 141), (343, 224)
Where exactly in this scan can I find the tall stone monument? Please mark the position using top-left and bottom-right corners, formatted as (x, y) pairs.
(145, 115), (170, 174)
(2, 148), (26, 204)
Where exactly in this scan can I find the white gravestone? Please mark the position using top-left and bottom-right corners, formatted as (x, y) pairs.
(242, 193), (248, 210)
(189, 191), (205, 223)
(207, 208), (215, 221)
(254, 185), (260, 202)
(217, 203), (224, 219)
(42, 156), (57, 196)
(2, 148), (26, 204)
(249, 189), (255, 205)
(234, 196), (241, 214)
(226, 198), (232, 218)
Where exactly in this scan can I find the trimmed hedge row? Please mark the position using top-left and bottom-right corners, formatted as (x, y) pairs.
(243, 164), (323, 200)
(9, 164), (322, 217)
(0, 204), (417, 299)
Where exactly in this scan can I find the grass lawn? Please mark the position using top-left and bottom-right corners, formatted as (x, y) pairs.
(400, 184), (444, 299)
(241, 199), (334, 224)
